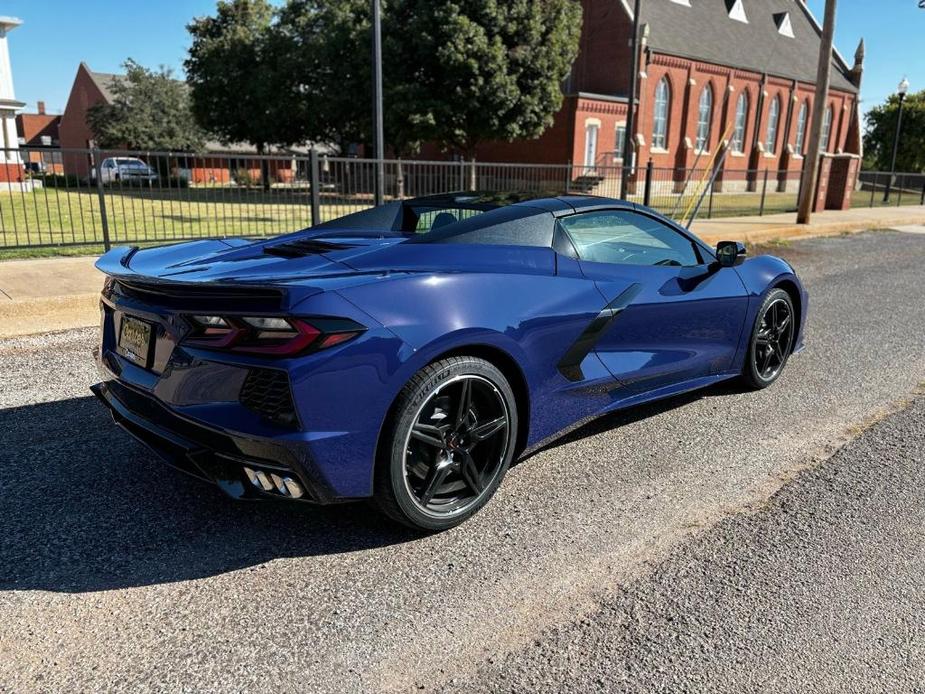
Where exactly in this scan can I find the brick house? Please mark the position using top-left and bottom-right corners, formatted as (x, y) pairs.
(460, 0), (863, 194)
(58, 62), (303, 183)
(16, 101), (63, 173)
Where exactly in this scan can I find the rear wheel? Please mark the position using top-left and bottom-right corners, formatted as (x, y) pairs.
(742, 288), (795, 389)
(375, 356), (518, 531)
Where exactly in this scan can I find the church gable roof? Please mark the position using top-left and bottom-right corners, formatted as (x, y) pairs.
(637, 0), (857, 93)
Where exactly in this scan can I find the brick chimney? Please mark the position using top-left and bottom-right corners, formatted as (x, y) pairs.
(37, 100), (45, 115)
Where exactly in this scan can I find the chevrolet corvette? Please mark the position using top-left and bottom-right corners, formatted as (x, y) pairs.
(92, 193), (806, 530)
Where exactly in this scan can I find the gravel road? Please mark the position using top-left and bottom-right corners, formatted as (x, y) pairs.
(1, 230), (924, 693)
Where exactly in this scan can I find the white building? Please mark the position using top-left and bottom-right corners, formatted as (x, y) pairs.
(0, 16), (26, 192)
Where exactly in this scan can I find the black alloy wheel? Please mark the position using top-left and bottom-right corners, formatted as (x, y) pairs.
(376, 357), (518, 531)
(743, 288), (796, 388)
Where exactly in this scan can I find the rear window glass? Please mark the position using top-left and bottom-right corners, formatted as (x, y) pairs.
(412, 207), (485, 233)
(407, 205), (554, 247)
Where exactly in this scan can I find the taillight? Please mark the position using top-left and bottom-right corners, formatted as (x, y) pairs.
(184, 315), (363, 356)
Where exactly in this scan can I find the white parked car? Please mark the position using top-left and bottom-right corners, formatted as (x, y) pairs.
(91, 157), (158, 185)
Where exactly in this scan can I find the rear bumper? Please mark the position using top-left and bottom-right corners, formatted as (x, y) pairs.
(91, 378), (341, 503)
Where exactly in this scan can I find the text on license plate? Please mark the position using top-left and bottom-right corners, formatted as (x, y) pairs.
(118, 315), (153, 366)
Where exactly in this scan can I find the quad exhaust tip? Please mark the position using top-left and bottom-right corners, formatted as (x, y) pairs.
(243, 466), (304, 499)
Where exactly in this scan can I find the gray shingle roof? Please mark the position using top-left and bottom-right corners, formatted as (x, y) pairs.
(87, 69), (124, 103)
(638, 0), (857, 93)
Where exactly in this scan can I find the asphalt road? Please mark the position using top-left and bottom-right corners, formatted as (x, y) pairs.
(439, 394), (925, 693)
(1, 230), (924, 693)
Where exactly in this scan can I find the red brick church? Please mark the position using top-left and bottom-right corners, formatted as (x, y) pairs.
(468, 0), (863, 193)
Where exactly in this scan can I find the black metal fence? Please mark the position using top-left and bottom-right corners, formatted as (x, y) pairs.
(856, 170), (925, 209)
(0, 146), (922, 254)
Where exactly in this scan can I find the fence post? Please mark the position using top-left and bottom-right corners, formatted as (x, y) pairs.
(759, 168), (769, 216)
(643, 160), (653, 207)
(897, 175), (903, 207)
(565, 160), (571, 194)
(707, 179), (715, 220)
(869, 173), (877, 208)
(396, 158), (405, 200)
(920, 180), (925, 206)
(459, 159), (466, 191)
(92, 148), (111, 252)
(309, 148), (321, 227)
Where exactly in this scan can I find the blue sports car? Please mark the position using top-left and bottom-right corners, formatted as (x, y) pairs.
(92, 193), (806, 530)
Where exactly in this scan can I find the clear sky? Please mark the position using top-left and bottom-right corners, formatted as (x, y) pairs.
(4, 0), (924, 118)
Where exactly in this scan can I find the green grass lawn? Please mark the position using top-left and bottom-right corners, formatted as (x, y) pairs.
(0, 186), (332, 249)
(1, 181), (919, 260)
(634, 190), (800, 221)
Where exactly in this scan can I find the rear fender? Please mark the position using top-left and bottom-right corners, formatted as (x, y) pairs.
(336, 269), (620, 454)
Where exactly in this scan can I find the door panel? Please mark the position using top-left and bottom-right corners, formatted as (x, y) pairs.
(581, 260), (749, 393)
(556, 207), (749, 395)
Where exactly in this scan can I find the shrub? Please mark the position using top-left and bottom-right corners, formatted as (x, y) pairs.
(232, 169), (256, 187)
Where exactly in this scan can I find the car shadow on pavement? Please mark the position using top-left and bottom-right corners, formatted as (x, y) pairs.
(0, 396), (420, 594)
(1, 382), (746, 594)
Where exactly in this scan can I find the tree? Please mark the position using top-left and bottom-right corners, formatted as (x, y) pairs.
(272, 0), (373, 154)
(185, 0), (582, 162)
(185, 0), (282, 188)
(270, 0), (582, 159)
(863, 90), (925, 173)
(86, 59), (205, 151)
(388, 0), (582, 158)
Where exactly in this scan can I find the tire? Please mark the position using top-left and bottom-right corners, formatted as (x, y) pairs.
(741, 288), (796, 389)
(374, 356), (518, 531)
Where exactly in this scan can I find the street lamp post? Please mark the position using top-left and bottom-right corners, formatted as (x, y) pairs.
(371, 0), (385, 206)
(883, 77), (910, 203)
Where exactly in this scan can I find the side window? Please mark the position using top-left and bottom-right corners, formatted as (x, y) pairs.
(558, 210), (702, 267)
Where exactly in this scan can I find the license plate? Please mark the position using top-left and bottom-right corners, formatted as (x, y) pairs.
(118, 315), (153, 367)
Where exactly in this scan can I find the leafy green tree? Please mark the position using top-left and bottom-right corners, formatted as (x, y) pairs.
(86, 59), (205, 150)
(270, 0), (582, 159)
(863, 90), (925, 172)
(273, 0), (372, 154)
(388, 0), (582, 158)
(185, 0), (581, 162)
(185, 0), (281, 188)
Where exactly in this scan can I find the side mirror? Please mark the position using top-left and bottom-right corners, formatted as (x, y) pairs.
(716, 240), (747, 268)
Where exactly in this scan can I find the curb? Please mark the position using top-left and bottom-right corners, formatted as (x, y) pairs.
(0, 294), (99, 339)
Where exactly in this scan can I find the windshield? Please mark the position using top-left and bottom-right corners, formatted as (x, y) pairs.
(116, 158), (148, 168)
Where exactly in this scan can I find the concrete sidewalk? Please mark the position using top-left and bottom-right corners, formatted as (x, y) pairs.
(0, 257), (103, 337)
(690, 204), (925, 245)
(1, 205), (924, 338)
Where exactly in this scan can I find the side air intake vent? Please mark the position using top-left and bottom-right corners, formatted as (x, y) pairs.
(240, 368), (299, 428)
(263, 239), (354, 258)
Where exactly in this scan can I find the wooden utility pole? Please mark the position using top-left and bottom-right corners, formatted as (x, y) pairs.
(797, 0), (837, 224)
